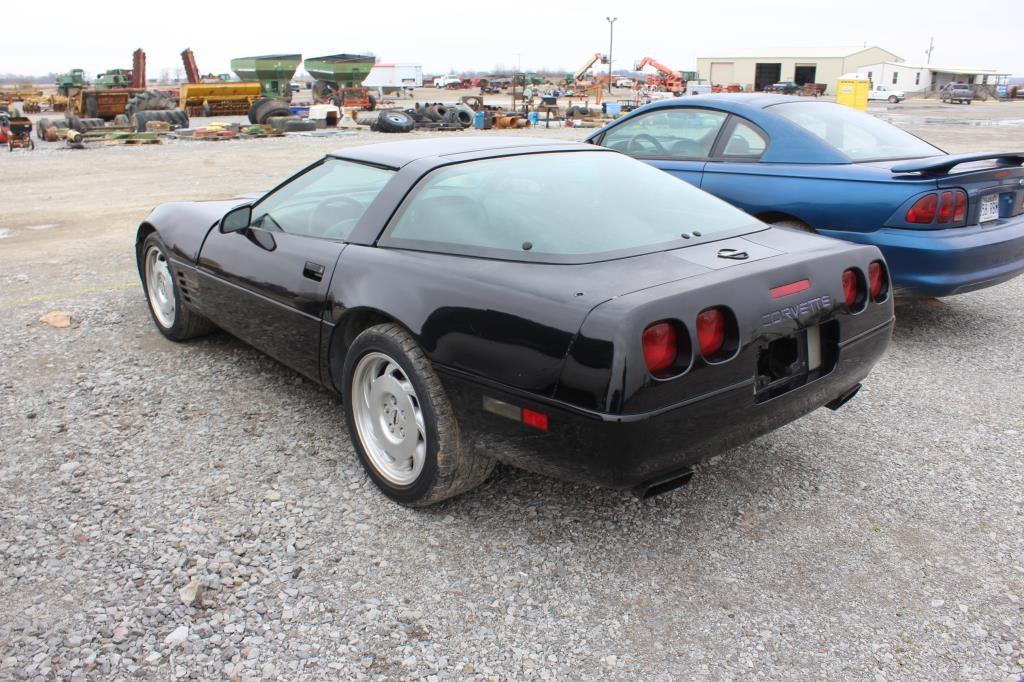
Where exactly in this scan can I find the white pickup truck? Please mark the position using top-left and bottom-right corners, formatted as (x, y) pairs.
(433, 75), (462, 88)
(868, 84), (905, 103)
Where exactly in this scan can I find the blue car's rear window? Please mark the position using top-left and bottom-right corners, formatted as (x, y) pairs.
(380, 151), (761, 263)
(771, 101), (942, 162)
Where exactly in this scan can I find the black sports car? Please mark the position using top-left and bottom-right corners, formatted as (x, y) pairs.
(136, 137), (894, 506)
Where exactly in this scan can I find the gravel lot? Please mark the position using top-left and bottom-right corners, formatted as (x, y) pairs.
(1, 101), (1023, 680)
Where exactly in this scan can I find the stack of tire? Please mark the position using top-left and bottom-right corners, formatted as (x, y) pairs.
(377, 104), (474, 132)
(131, 110), (189, 133)
(247, 98), (292, 125)
(64, 115), (105, 133)
(124, 91), (176, 119)
(36, 117), (70, 140)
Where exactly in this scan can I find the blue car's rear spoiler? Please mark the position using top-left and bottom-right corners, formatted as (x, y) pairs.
(891, 152), (1024, 175)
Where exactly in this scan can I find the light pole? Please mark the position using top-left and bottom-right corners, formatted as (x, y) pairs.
(606, 17), (617, 94)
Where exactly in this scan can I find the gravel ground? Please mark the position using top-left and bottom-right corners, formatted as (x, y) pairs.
(1, 104), (1023, 680)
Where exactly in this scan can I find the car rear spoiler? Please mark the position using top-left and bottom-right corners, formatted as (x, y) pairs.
(891, 152), (1024, 175)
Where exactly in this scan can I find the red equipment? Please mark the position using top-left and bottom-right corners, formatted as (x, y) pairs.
(633, 56), (686, 95)
(2, 116), (34, 150)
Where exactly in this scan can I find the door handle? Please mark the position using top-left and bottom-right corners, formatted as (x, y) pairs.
(303, 261), (325, 282)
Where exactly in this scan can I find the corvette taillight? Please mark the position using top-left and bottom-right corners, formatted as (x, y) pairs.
(842, 269), (864, 308)
(696, 308), (725, 357)
(937, 191), (954, 223)
(868, 260), (888, 300)
(906, 194), (938, 223)
(642, 322), (677, 375)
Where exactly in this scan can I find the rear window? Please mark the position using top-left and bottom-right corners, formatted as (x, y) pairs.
(381, 151), (760, 263)
(771, 101), (942, 162)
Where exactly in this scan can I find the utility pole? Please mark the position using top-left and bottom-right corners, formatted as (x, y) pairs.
(925, 37), (934, 64)
(606, 17), (617, 94)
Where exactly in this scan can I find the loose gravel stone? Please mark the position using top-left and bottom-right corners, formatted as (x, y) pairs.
(1, 115), (1023, 679)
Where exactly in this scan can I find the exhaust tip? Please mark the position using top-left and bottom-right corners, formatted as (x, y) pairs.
(825, 383), (862, 411)
(633, 469), (694, 500)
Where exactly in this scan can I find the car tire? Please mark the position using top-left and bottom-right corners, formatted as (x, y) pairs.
(140, 234), (216, 341)
(422, 105), (443, 122)
(376, 110), (415, 133)
(888, 95), (899, 103)
(343, 323), (495, 506)
(770, 219), (815, 233)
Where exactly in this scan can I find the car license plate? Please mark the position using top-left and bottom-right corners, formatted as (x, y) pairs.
(979, 194), (1000, 223)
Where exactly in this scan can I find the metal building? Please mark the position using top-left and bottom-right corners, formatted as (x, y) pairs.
(696, 46), (901, 95)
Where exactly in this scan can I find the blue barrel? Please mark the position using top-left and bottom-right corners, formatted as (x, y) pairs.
(527, 112), (540, 126)
(473, 110), (486, 129)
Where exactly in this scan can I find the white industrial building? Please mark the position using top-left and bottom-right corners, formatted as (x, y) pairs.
(854, 62), (1009, 95)
(696, 46), (901, 94)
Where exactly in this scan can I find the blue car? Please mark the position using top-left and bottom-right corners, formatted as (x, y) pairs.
(586, 94), (1024, 296)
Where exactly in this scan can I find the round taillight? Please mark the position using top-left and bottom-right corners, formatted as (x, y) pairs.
(842, 269), (858, 307)
(696, 308), (725, 358)
(642, 322), (677, 375)
(868, 260), (887, 300)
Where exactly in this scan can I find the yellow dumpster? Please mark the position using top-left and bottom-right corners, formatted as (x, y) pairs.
(836, 74), (870, 111)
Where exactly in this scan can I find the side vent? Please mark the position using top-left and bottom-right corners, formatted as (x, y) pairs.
(176, 270), (194, 305)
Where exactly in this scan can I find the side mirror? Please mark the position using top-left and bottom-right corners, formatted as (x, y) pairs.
(221, 204), (253, 233)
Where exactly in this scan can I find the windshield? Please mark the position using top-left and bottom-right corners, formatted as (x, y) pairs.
(771, 101), (942, 162)
(382, 151), (761, 262)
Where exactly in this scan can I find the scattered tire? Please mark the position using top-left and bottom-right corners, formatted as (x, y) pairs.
(366, 94), (377, 111)
(404, 108), (425, 123)
(247, 97), (271, 124)
(125, 90), (176, 119)
(422, 106), (443, 122)
(375, 110), (415, 133)
(36, 118), (52, 139)
(267, 116), (297, 131)
(254, 99), (292, 125)
(283, 119), (316, 132)
(131, 109), (189, 132)
(342, 323), (495, 506)
(442, 110), (463, 127)
(66, 114), (82, 132)
(453, 107), (474, 127)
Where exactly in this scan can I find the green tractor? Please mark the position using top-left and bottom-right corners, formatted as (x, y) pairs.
(94, 69), (132, 89)
(55, 69), (88, 96)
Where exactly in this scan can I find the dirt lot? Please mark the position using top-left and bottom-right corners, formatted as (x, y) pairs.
(1, 101), (1023, 679)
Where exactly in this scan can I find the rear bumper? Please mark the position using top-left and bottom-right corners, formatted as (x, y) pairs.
(819, 216), (1024, 296)
(438, 318), (892, 492)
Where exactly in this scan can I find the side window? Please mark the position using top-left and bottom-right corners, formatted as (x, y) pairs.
(601, 108), (728, 159)
(251, 159), (393, 240)
(720, 120), (768, 158)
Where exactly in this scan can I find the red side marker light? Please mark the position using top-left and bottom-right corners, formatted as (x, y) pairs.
(770, 279), (811, 299)
(521, 408), (549, 431)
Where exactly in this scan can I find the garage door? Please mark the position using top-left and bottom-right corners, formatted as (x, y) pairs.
(710, 62), (735, 86)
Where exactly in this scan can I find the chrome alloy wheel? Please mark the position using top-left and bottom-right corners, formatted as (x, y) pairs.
(145, 245), (176, 328)
(350, 352), (427, 486)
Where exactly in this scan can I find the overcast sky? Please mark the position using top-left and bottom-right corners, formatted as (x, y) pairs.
(4, 0), (1022, 78)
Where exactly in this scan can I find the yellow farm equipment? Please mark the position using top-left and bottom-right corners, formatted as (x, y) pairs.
(179, 82), (261, 117)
